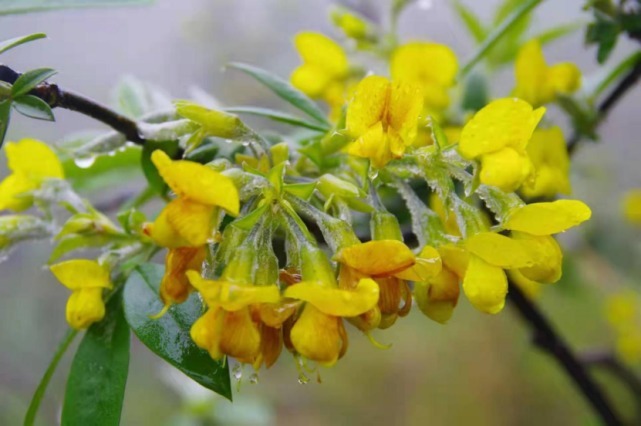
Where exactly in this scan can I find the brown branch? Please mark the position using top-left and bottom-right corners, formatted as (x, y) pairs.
(0, 64), (146, 145)
(508, 283), (622, 425)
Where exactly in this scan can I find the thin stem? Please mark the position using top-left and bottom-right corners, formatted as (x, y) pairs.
(0, 64), (146, 145)
(459, 0), (543, 78)
(507, 282), (622, 425)
(24, 329), (78, 426)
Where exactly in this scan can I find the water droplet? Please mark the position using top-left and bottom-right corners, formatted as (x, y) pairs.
(249, 373), (259, 384)
(74, 156), (96, 169)
(297, 372), (310, 385)
(232, 364), (243, 381)
(367, 168), (379, 180)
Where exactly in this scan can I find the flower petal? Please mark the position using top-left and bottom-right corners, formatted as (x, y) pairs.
(6, 139), (64, 180)
(294, 32), (349, 77)
(186, 271), (280, 310)
(394, 245), (442, 281)
(463, 255), (507, 314)
(503, 199), (591, 235)
(336, 240), (416, 277)
(346, 75), (390, 137)
(65, 287), (106, 330)
(151, 150), (239, 215)
(285, 278), (379, 317)
(458, 98), (545, 159)
(165, 198), (216, 247)
(51, 259), (112, 291)
(290, 304), (344, 366)
(465, 232), (538, 269)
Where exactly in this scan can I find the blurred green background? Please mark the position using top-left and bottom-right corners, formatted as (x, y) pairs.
(1, 0), (641, 424)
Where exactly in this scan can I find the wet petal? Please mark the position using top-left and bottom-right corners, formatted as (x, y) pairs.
(503, 199), (591, 235)
(191, 308), (225, 360)
(6, 139), (64, 180)
(394, 245), (442, 281)
(284, 278), (379, 317)
(346, 75), (390, 136)
(465, 232), (538, 269)
(165, 198), (216, 247)
(51, 259), (112, 291)
(220, 307), (261, 361)
(66, 288), (106, 330)
(290, 304), (344, 366)
(336, 240), (415, 277)
(463, 255), (507, 314)
(151, 150), (239, 215)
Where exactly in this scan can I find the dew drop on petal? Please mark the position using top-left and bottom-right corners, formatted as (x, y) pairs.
(249, 373), (259, 384)
(297, 372), (310, 385)
(74, 156), (96, 169)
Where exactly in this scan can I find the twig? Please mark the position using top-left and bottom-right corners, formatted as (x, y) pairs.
(0, 64), (145, 145)
(508, 282), (622, 424)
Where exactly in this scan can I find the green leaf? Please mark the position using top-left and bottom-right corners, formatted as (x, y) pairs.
(534, 22), (583, 46)
(11, 67), (57, 97)
(586, 51), (641, 101)
(62, 292), (130, 426)
(0, 0), (154, 15)
(12, 95), (55, 121)
(141, 140), (179, 195)
(452, 1), (486, 43)
(225, 106), (330, 132)
(0, 33), (46, 55)
(460, 0), (542, 77)
(227, 62), (331, 127)
(123, 263), (232, 400)
(0, 100), (12, 148)
(49, 234), (116, 263)
(24, 329), (78, 426)
(114, 76), (172, 119)
(586, 17), (620, 64)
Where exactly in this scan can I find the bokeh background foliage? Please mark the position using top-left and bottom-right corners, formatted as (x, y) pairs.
(1, 0), (640, 425)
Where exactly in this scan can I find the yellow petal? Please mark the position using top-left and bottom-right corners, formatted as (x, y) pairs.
(438, 244), (469, 278)
(336, 240), (415, 277)
(547, 62), (581, 96)
(186, 270), (280, 310)
(220, 307), (261, 362)
(291, 64), (333, 98)
(387, 81), (423, 144)
(51, 259), (112, 291)
(623, 190), (641, 224)
(512, 232), (563, 284)
(508, 270), (543, 299)
(479, 147), (533, 192)
(175, 101), (245, 139)
(160, 246), (206, 306)
(294, 32), (348, 78)
(346, 122), (393, 168)
(191, 307), (225, 360)
(66, 288), (106, 329)
(394, 245), (442, 281)
(143, 204), (192, 249)
(522, 127), (571, 198)
(0, 174), (38, 211)
(346, 75), (390, 137)
(462, 255), (507, 314)
(458, 98), (545, 159)
(164, 198), (216, 247)
(290, 304), (345, 366)
(503, 199), (591, 235)
(513, 39), (548, 106)
(413, 267), (460, 324)
(465, 232), (539, 269)
(151, 150), (239, 215)
(390, 42), (458, 110)
(6, 139), (64, 180)
(284, 278), (379, 317)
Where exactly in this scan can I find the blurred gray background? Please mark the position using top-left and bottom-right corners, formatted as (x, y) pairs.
(1, 0), (640, 424)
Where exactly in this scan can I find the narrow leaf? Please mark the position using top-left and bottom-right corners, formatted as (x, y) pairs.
(534, 22), (583, 46)
(228, 62), (330, 127)
(11, 68), (57, 97)
(123, 263), (232, 400)
(13, 95), (55, 121)
(62, 292), (130, 426)
(0, 0), (154, 15)
(452, 1), (486, 43)
(460, 0), (543, 78)
(24, 329), (78, 426)
(0, 100), (11, 148)
(0, 33), (46, 55)
(225, 106), (330, 132)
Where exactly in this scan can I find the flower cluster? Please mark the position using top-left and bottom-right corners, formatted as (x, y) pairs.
(0, 12), (596, 377)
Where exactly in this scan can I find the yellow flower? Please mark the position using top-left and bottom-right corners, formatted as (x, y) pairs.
(0, 139), (64, 211)
(291, 32), (349, 117)
(521, 127), (571, 198)
(187, 255), (281, 365)
(158, 246), (206, 309)
(604, 291), (641, 363)
(623, 189), (641, 224)
(345, 75), (423, 168)
(283, 244), (379, 365)
(514, 39), (581, 106)
(50, 259), (112, 329)
(458, 98), (545, 192)
(144, 150), (239, 248)
(502, 199), (591, 236)
(390, 42), (458, 114)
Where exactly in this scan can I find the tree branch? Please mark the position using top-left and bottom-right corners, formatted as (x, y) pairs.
(508, 282), (622, 425)
(0, 64), (146, 145)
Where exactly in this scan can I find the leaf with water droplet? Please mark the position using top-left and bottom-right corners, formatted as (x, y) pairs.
(123, 263), (232, 400)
